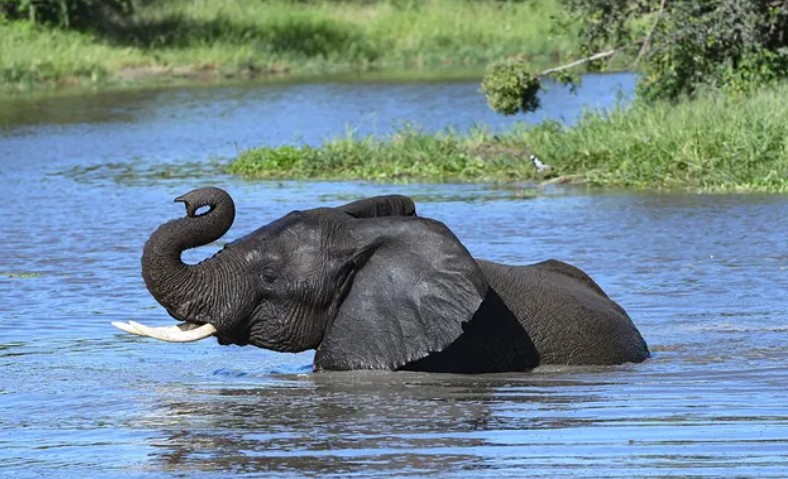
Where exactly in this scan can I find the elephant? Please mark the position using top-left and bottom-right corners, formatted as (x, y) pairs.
(113, 187), (649, 373)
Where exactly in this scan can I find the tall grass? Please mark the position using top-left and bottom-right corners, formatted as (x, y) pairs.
(1, 0), (575, 89)
(230, 84), (788, 192)
(519, 86), (788, 192)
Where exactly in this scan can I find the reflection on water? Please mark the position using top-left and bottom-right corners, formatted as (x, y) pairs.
(141, 370), (788, 477)
(1, 75), (788, 478)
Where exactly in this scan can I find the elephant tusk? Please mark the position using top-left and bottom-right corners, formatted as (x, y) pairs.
(112, 321), (147, 336)
(112, 321), (201, 336)
(111, 320), (217, 342)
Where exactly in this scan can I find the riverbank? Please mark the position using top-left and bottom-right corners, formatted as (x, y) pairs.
(1, 0), (576, 91)
(230, 84), (788, 193)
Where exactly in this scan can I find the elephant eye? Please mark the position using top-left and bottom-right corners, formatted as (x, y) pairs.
(261, 267), (277, 284)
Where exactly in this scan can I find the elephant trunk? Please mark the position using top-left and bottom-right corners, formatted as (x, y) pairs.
(141, 187), (239, 327)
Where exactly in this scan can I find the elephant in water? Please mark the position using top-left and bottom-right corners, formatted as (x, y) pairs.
(114, 187), (649, 373)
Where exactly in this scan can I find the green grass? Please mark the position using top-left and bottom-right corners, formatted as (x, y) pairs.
(229, 126), (540, 182)
(0, 22), (139, 86)
(1, 0), (577, 90)
(229, 84), (788, 192)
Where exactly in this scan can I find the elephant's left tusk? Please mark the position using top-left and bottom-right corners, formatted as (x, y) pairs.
(111, 321), (217, 342)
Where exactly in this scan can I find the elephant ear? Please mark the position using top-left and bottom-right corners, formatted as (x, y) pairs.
(336, 195), (416, 218)
(314, 217), (487, 371)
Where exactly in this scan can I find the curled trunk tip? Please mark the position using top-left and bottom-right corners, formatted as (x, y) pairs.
(141, 187), (237, 323)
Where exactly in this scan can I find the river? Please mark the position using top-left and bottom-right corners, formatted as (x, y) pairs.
(1, 73), (787, 478)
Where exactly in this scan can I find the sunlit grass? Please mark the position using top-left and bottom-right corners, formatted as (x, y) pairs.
(230, 85), (788, 192)
(0, 22), (146, 85)
(1, 0), (575, 90)
(229, 126), (540, 182)
(517, 86), (788, 192)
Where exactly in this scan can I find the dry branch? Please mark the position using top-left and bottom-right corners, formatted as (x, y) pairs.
(537, 48), (621, 76)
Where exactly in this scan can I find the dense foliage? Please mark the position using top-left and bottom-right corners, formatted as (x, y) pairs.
(483, 0), (788, 114)
(567, 0), (788, 100)
(480, 59), (542, 115)
(0, 0), (133, 28)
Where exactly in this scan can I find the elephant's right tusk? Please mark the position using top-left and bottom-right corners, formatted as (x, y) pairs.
(111, 320), (217, 342)
(112, 321), (147, 337)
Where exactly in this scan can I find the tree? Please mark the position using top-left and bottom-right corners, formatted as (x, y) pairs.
(482, 0), (788, 115)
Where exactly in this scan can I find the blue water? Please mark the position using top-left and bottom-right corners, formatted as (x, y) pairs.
(1, 73), (787, 478)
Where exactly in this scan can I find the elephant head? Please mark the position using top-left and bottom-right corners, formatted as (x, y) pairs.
(115, 187), (490, 371)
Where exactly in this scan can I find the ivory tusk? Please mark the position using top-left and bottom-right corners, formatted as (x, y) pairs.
(112, 321), (147, 336)
(111, 320), (217, 342)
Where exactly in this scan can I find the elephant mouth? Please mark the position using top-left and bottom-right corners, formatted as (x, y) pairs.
(111, 320), (217, 342)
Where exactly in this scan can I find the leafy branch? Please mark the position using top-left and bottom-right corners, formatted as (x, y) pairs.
(481, 47), (625, 115)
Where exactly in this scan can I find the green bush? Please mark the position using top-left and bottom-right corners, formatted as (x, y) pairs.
(480, 59), (542, 115)
(0, 0), (133, 28)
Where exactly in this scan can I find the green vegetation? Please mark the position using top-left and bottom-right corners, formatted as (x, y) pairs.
(459, 0), (788, 193)
(480, 58), (544, 116)
(482, 0), (788, 115)
(230, 83), (788, 192)
(1, 0), (133, 28)
(7, 1), (784, 194)
(1, 0), (577, 90)
(230, 127), (537, 182)
(564, 0), (788, 101)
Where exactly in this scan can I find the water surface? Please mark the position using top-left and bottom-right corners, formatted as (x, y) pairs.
(1, 74), (787, 478)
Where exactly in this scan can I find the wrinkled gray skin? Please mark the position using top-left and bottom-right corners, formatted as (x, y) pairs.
(142, 187), (649, 373)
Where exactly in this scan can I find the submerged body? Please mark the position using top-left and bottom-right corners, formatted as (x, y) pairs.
(114, 188), (649, 373)
(478, 259), (649, 366)
(384, 259), (649, 374)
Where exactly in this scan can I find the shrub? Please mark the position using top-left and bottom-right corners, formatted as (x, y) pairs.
(480, 59), (542, 115)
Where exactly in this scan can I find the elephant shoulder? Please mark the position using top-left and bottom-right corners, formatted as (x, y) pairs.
(531, 259), (609, 299)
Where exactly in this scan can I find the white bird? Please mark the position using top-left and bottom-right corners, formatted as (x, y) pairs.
(530, 154), (552, 173)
